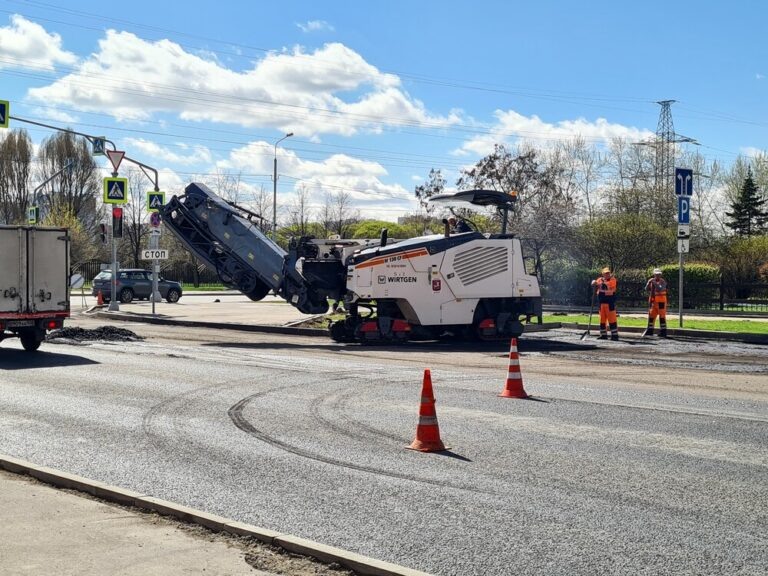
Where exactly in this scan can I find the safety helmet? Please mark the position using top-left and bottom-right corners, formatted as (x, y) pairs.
(653, 268), (662, 275)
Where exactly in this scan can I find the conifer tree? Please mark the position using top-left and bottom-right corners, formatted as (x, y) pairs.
(725, 167), (767, 236)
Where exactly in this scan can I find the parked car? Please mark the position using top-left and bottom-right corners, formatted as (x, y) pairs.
(91, 269), (182, 303)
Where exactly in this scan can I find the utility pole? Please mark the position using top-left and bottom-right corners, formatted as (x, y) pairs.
(272, 132), (293, 242)
(635, 101), (697, 327)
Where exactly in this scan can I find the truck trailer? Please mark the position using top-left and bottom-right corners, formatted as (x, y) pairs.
(0, 226), (70, 352)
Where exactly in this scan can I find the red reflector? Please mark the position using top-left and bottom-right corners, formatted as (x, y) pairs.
(47, 320), (59, 330)
(360, 321), (378, 333)
(478, 319), (496, 329)
(392, 319), (411, 332)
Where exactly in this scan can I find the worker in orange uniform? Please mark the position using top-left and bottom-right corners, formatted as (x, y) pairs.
(591, 267), (618, 340)
(643, 268), (668, 338)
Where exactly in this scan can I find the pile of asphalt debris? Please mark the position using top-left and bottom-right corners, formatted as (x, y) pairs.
(47, 326), (144, 342)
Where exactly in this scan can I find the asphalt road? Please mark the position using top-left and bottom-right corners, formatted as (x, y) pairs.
(1, 321), (766, 576)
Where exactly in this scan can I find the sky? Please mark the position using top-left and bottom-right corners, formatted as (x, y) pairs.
(0, 0), (766, 221)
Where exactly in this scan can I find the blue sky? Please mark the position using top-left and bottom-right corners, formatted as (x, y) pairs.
(0, 0), (765, 220)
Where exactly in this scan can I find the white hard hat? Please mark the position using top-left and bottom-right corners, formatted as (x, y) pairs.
(653, 268), (662, 275)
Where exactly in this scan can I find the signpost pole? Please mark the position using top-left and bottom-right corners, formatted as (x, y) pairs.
(108, 228), (119, 311)
(150, 229), (162, 315)
(679, 251), (684, 328)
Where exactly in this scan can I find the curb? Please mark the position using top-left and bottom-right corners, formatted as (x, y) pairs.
(93, 311), (329, 337)
(558, 322), (768, 344)
(0, 454), (432, 576)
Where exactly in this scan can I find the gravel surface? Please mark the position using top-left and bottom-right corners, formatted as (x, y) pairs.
(1, 324), (766, 576)
(47, 325), (144, 342)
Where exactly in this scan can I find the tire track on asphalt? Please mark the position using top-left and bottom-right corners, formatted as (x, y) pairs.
(229, 391), (494, 495)
(309, 389), (405, 445)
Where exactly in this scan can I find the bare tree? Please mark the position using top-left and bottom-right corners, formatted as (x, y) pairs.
(248, 184), (273, 234)
(329, 189), (358, 238)
(120, 168), (150, 267)
(36, 132), (100, 229)
(0, 128), (33, 224)
(558, 136), (603, 221)
(205, 168), (243, 203)
(287, 184), (313, 236)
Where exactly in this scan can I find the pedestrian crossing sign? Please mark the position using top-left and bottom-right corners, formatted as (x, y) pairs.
(147, 191), (165, 212)
(0, 100), (9, 128)
(103, 177), (128, 204)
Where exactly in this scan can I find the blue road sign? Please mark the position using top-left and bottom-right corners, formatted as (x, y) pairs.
(0, 100), (9, 128)
(103, 177), (128, 204)
(92, 137), (106, 156)
(678, 195), (690, 224)
(675, 167), (693, 196)
(147, 191), (165, 212)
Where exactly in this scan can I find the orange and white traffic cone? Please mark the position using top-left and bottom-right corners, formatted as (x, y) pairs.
(499, 338), (528, 399)
(97, 290), (104, 306)
(407, 369), (447, 452)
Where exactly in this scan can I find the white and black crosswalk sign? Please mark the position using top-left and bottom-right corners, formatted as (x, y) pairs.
(103, 177), (128, 204)
(147, 191), (165, 212)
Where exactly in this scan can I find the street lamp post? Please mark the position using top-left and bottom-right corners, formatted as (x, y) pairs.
(272, 132), (294, 241)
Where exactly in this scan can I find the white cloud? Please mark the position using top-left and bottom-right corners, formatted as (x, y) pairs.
(0, 15), (77, 71)
(28, 31), (457, 136)
(220, 141), (415, 214)
(123, 138), (213, 166)
(756, 73), (765, 80)
(740, 146), (766, 158)
(296, 20), (335, 33)
(454, 109), (653, 156)
(31, 106), (78, 123)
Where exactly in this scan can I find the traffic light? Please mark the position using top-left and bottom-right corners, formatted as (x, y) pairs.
(99, 223), (107, 244)
(112, 207), (123, 238)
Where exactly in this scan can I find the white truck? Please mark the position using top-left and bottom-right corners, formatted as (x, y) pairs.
(0, 226), (70, 352)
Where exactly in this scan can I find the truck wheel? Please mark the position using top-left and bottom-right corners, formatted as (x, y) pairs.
(119, 287), (134, 303)
(166, 289), (181, 303)
(20, 330), (42, 352)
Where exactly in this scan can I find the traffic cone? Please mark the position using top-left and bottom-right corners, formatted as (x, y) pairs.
(499, 338), (528, 399)
(97, 290), (104, 306)
(407, 369), (447, 452)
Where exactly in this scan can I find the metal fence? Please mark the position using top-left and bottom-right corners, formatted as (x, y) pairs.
(72, 259), (768, 311)
(542, 281), (768, 312)
(72, 260), (221, 287)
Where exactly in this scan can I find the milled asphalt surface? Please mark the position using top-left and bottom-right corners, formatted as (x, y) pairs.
(1, 315), (767, 576)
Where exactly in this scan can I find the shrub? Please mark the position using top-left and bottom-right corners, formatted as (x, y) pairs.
(656, 263), (720, 307)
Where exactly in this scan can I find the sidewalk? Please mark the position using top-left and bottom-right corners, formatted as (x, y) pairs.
(0, 456), (429, 576)
(0, 470), (268, 576)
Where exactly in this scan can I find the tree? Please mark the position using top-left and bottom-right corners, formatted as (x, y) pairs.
(725, 168), (767, 236)
(0, 129), (33, 224)
(351, 220), (410, 239)
(287, 185), (313, 237)
(121, 168), (151, 267)
(575, 213), (676, 272)
(414, 168), (446, 213)
(456, 144), (575, 277)
(42, 205), (98, 266)
(324, 189), (358, 238)
(36, 132), (100, 228)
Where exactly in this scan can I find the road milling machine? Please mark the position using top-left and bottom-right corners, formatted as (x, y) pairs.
(161, 183), (541, 343)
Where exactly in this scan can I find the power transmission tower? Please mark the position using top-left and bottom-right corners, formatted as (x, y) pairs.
(635, 100), (697, 194)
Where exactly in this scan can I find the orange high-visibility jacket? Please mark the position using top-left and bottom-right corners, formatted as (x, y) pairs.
(646, 277), (668, 300)
(594, 275), (617, 297)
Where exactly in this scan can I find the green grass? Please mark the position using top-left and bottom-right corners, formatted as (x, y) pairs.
(178, 285), (231, 291)
(544, 314), (768, 334)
